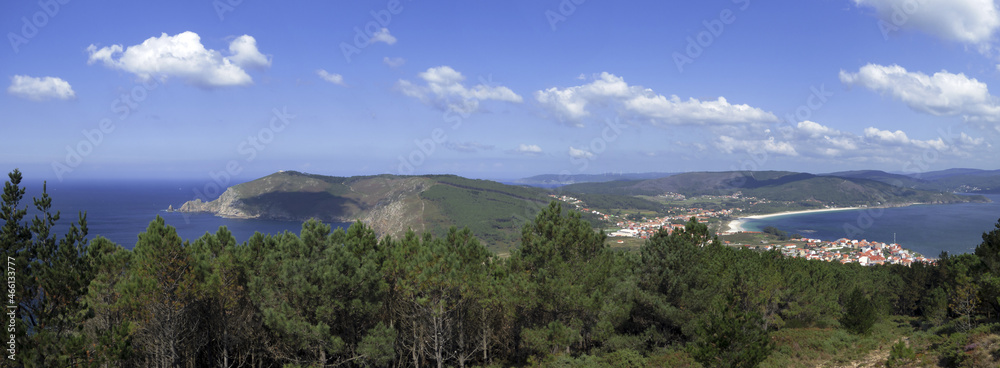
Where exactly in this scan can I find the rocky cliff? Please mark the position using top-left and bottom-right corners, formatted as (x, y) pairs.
(176, 171), (556, 251)
(177, 172), (433, 235)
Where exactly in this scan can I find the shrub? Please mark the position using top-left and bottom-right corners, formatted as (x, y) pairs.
(885, 340), (915, 368)
(840, 287), (879, 335)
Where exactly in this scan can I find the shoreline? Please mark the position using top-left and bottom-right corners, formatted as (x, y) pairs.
(725, 206), (865, 233)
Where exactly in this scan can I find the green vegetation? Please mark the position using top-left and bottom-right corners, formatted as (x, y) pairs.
(418, 175), (551, 246)
(561, 171), (988, 207)
(7, 169), (1000, 367)
(181, 170), (994, 254)
(830, 168), (1000, 194)
(561, 192), (665, 212)
(761, 226), (790, 241)
(886, 339), (916, 368)
(840, 287), (880, 335)
(181, 171), (558, 252)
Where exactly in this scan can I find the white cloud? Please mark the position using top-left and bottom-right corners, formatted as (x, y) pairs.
(535, 86), (591, 123)
(228, 35), (271, 69)
(397, 66), (523, 113)
(853, 0), (1000, 45)
(840, 63), (1000, 122)
(625, 94), (777, 125)
(371, 28), (397, 45)
(514, 144), (543, 155)
(958, 132), (985, 146)
(863, 127), (911, 145)
(713, 120), (988, 162)
(383, 56), (405, 68)
(7, 75), (75, 101)
(863, 127), (948, 150)
(316, 69), (346, 86)
(568, 146), (594, 159)
(535, 72), (777, 126)
(797, 120), (836, 138)
(715, 136), (798, 156)
(788, 121), (859, 154)
(86, 31), (270, 88)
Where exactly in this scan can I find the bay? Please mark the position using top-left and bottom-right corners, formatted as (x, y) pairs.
(18, 180), (352, 249)
(742, 194), (1000, 257)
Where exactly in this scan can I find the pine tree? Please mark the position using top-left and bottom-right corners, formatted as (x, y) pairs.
(249, 220), (390, 367)
(23, 182), (93, 367)
(123, 216), (199, 367)
(190, 227), (255, 368)
(0, 172), (95, 367)
(82, 237), (135, 366)
(840, 287), (878, 335)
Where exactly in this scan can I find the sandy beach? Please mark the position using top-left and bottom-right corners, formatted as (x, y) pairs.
(725, 207), (864, 233)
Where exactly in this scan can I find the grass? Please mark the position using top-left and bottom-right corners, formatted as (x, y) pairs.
(418, 179), (552, 252)
(605, 236), (645, 251)
(639, 195), (732, 207)
(759, 316), (1000, 368)
(719, 232), (791, 246)
(761, 316), (912, 368)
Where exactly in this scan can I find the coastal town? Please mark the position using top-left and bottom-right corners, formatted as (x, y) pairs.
(551, 193), (935, 266)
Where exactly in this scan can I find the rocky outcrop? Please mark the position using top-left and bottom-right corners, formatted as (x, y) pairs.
(359, 177), (429, 236)
(172, 171), (556, 252)
(177, 186), (262, 219)
(176, 174), (433, 236)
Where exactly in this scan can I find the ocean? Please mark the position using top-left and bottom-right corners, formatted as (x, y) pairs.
(10, 180), (1000, 256)
(741, 194), (1000, 257)
(14, 180), (352, 249)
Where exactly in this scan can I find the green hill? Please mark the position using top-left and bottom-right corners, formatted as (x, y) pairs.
(824, 170), (929, 188)
(912, 168), (1000, 193)
(561, 171), (988, 207)
(177, 171), (555, 251)
(827, 169), (1000, 194)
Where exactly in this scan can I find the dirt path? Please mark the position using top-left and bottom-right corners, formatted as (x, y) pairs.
(821, 337), (906, 368)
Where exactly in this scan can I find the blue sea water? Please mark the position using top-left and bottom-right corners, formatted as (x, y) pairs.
(742, 194), (1000, 257)
(16, 180), (352, 249)
(12, 180), (1000, 256)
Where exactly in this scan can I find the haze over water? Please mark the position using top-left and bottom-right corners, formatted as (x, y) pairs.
(742, 194), (1000, 257)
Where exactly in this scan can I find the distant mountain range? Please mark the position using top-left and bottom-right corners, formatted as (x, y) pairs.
(825, 168), (1000, 194)
(558, 171), (989, 206)
(178, 169), (995, 251)
(517, 168), (1000, 194)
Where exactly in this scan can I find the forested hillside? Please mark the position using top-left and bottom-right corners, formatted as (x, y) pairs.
(562, 171), (987, 207)
(826, 169), (1000, 194)
(177, 171), (556, 252)
(5, 169), (1000, 367)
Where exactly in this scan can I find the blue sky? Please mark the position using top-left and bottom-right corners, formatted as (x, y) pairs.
(2, 0), (1000, 184)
